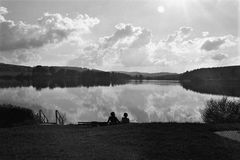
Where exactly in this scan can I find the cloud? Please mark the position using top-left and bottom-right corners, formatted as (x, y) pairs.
(200, 35), (236, 51)
(179, 27), (193, 36)
(211, 53), (228, 61)
(69, 24), (238, 72)
(1, 5), (237, 72)
(0, 6), (8, 22)
(0, 49), (40, 64)
(0, 6), (7, 15)
(202, 32), (209, 37)
(165, 26), (193, 43)
(100, 23), (151, 49)
(0, 6), (99, 64)
(151, 30), (238, 71)
(0, 12), (99, 52)
(201, 37), (226, 51)
(69, 23), (152, 69)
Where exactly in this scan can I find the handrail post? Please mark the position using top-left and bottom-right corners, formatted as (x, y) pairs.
(55, 110), (58, 124)
(38, 109), (48, 124)
(55, 110), (64, 125)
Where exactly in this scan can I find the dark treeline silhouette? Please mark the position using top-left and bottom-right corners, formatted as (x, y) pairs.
(180, 65), (240, 97)
(120, 71), (179, 80)
(0, 63), (180, 89)
(0, 104), (37, 128)
(0, 63), (132, 89)
(180, 65), (240, 82)
(133, 74), (179, 80)
(202, 97), (240, 123)
(0, 63), (179, 80)
(31, 66), (131, 89)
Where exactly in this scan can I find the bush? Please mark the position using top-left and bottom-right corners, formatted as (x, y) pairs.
(202, 97), (240, 123)
(0, 104), (37, 128)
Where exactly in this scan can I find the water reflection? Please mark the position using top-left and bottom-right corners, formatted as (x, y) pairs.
(181, 80), (240, 97)
(0, 80), (228, 123)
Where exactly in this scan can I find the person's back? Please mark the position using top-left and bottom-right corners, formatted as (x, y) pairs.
(107, 112), (120, 125)
(121, 113), (130, 124)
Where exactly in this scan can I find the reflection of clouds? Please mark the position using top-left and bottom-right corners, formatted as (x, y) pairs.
(0, 87), (41, 108)
(144, 86), (205, 122)
(0, 82), (225, 123)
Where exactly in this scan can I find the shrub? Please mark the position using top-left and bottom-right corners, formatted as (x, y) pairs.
(202, 97), (240, 123)
(0, 104), (37, 127)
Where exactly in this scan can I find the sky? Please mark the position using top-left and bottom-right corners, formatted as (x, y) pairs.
(0, 0), (239, 73)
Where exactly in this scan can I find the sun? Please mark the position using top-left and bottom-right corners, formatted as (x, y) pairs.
(157, 6), (165, 13)
(157, 0), (191, 14)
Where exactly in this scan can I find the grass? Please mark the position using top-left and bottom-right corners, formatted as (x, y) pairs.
(0, 123), (240, 160)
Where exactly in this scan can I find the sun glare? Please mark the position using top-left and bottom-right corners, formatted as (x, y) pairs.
(157, 6), (165, 13)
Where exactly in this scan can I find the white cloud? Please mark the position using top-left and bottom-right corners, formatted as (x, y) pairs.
(0, 6), (238, 72)
(202, 32), (209, 37)
(0, 6), (8, 22)
(68, 25), (238, 72)
(150, 30), (238, 71)
(0, 6), (99, 64)
(0, 6), (7, 15)
(69, 23), (152, 69)
(0, 12), (99, 51)
(165, 26), (193, 43)
(100, 23), (151, 49)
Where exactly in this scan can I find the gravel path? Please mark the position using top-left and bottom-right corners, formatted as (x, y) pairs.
(215, 131), (240, 142)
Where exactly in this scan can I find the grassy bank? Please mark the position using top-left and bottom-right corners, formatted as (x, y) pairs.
(0, 123), (240, 160)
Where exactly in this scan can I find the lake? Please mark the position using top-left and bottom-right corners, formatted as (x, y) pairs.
(0, 80), (238, 123)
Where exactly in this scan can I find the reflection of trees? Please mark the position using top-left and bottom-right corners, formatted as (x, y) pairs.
(180, 80), (240, 97)
(31, 66), (131, 90)
(202, 97), (240, 123)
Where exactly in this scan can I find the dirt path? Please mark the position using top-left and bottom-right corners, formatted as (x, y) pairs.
(215, 130), (240, 142)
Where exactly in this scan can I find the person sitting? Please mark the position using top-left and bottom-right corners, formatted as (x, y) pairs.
(107, 112), (120, 125)
(121, 113), (130, 124)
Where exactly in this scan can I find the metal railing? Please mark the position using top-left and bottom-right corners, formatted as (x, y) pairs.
(38, 109), (49, 123)
(55, 110), (65, 125)
(36, 109), (65, 125)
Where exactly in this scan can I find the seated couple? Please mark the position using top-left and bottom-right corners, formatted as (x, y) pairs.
(107, 112), (129, 125)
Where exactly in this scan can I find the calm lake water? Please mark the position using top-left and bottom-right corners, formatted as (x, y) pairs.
(0, 80), (237, 123)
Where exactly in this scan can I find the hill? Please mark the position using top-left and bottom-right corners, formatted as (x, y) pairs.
(179, 65), (240, 97)
(119, 71), (179, 80)
(0, 63), (32, 78)
(180, 65), (240, 82)
(0, 63), (179, 80)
